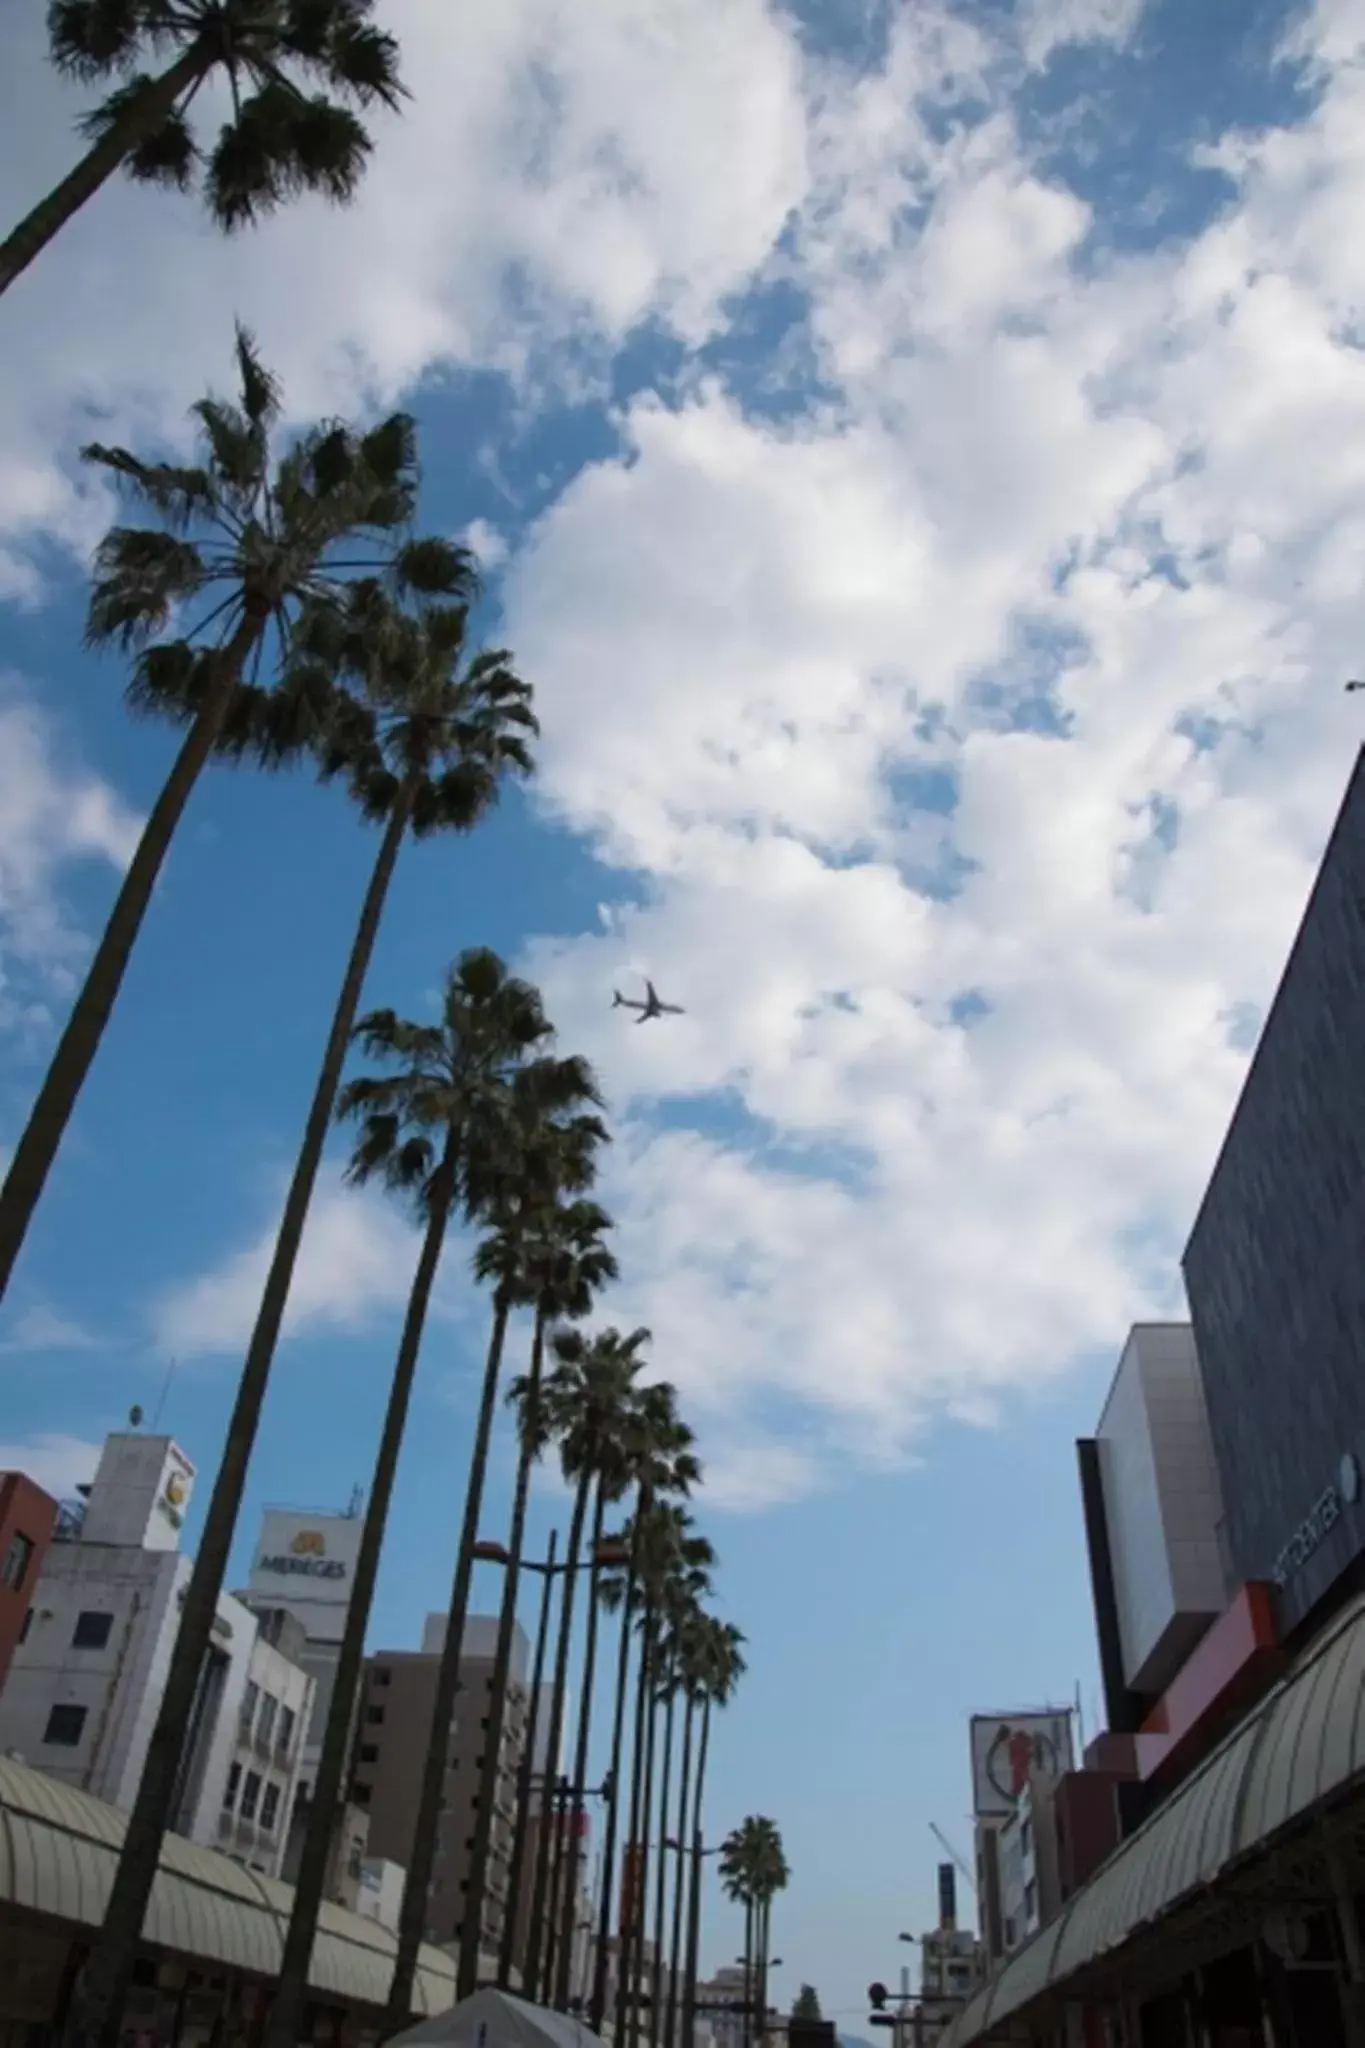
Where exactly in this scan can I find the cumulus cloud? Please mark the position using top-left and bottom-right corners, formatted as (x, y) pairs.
(9, 0), (1365, 1511)
(0, 1305), (104, 1354)
(0, 679), (143, 1042)
(154, 1176), (419, 1359)
(0, 0), (807, 583)
(0, 1433), (103, 1500)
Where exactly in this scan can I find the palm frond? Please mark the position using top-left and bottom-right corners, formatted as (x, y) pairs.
(124, 105), (197, 187)
(86, 527), (206, 648)
(82, 444), (218, 529)
(47, 0), (150, 80)
(207, 84), (372, 229)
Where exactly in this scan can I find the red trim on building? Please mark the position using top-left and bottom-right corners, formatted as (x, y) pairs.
(1135, 1582), (1281, 1785)
(0, 1471), (59, 1688)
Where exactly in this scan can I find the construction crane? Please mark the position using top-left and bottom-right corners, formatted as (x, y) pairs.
(930, 1821), (977, 1897)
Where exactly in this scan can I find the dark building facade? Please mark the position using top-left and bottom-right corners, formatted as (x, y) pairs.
(1184, 746), (1365, 1636)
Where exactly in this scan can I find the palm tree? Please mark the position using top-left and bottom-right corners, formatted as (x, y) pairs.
(721, 1818), (789, 2048)
(69, 587), (532, 2048)
(662, 1605), (708, 2048)
(620, 1512), (714, 2048)
(456, 1200), (619, 2002)
(524, 1324), (653, 2007)
(679, 1620), (746, 2048)
(590, 1398), (700, 2033)
(0, 326), (459, 1302)
(263, 957), (597, 2048)
(1, 0), (403, 298)
(648, 1587), (707, 2048)
(385, 1103), (611, 2024)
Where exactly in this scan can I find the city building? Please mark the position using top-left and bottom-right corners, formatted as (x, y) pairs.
(217, 1602), (315, 1879)
(0, 1433), (260, 1855)
(944, 753), (1365, 2046)
(1184, 748), (1365, 1643)
(351, 1612), (530, 1959)
(0, 1468), (58, 1689)
(696, 1962), (749, 2048)
(966, 1708), (1073, 1965)
(916, 1867), (985, 2041)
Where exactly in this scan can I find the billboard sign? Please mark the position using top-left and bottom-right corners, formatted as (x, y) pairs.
(249, 1510), (362, 1623)
(969, 1710), (1074, 1818)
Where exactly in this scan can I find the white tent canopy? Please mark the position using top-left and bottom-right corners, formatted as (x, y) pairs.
(389, 1987), (612, 2048)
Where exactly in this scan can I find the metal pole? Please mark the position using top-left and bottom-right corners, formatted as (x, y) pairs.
(498, 1536), (559, 1989)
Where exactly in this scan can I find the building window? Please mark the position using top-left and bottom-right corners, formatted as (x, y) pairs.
(72, 1611), (114, 1650)
(373, 1666), (391, 1686)
(359, 1744), (379, 1764)
(258, 1695), (277, 1746)
(278, 1705), (296, 1758)
(366, 1705), (384, 1725)
(18, 1608), (31, 1645)
(223, 1763), (242, 1810)
(43, 1703), (87, 1747)
(2, 1533), (34, 1594)
(261, 1782), (280, 1832)
(352, 1782), (371, 1806)
(240, 1771), (262, 1822)
(241, 1679), (259, 1733)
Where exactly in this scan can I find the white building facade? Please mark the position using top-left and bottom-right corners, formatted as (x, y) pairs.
(0, 1432), (313, 1883)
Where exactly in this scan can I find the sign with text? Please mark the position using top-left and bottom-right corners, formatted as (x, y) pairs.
(249, 1509), (362, 1607)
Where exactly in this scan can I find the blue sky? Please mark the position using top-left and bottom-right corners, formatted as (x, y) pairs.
(3, 0), (1365, 2023)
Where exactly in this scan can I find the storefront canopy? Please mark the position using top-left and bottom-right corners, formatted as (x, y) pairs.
(0, 1755), (456, 2015)
(388, 1988), (611, 2048)
(943, 1585), (1365, 2045)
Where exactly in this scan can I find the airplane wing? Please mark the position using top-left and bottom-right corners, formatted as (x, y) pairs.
(661, 1002), (685, 1014)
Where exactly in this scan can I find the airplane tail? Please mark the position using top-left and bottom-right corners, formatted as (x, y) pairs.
(612, 991), (625, 1007)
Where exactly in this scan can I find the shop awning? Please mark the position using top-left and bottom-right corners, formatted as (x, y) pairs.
(0, 1756), (456, 2015)
(943, 1585), (1365, 2045)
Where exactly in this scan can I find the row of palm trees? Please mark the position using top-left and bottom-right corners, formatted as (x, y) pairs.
(3, 9), (785, 2041)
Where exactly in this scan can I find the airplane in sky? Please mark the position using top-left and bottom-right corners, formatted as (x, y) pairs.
(612, 979), (685, 1022)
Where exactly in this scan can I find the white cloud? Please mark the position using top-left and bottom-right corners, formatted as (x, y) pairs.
(0, 1305), (104, 1354)
(0, 679), (143, 1040)
(154, 1176), (419, 1359)
(1017, 0), (1146, 70)
(499, 8), (1365, 1496)
(0, 0), (807, 582)
(0, 1433), (102, 1501)
(11, 0), (1365, 1512)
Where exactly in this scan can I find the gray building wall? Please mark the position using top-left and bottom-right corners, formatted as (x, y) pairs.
(1184, 748), (1365, 1634)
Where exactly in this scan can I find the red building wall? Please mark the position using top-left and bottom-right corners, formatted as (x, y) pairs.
(0, 1472), (59, 1690)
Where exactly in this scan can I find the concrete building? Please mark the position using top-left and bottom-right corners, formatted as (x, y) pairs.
(216, 1602), (315, 1879)
(0, 1434), (260, 1856)
(696, 1963), (749, 2048)
(0, 1470), (58, 1690)
(352, 1612), (530, 1958)
(995, 1774), (1060, 1954)
(244, 1504), (364, 1784)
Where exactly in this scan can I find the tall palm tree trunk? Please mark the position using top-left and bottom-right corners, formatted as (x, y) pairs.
(68, 784), (412, 2048)
(614, 1603), (652, 2048)
(590, 1509), (643, 2032)
(542, 1771), (571, 2001)
(459, 1304), (553, 2000)
(264, 1143), (457, 2048)
(553, 1483), (607, 2006)
(665, 1696), (694, 2048)
(681, 1697), (712, 2048)
(387, 1289), (515, 2023)
(523, 1463), (591, 2000)
(0, 43), (209, 298)
(757, 1898), (770, 2048)
(0, 607), (264, 1301)
(649, 1678), (677, 2048)
(630, 1638), (662, 2048)
(498, 1531), (559, 1989)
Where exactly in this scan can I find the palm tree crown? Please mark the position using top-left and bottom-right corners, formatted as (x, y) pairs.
(1, 0), (404, 296)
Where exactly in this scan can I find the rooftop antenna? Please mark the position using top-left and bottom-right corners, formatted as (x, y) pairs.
(346, 1483), (364, 1519)
(128, 1405), (144, 1430)
(151, 1358), (178, 1432)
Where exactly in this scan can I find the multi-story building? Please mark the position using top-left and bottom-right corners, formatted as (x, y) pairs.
(0, 1431), (316, 1883)
(696, 1962), (749, 2048)
(0, 1434), (254, 1851)
(351, 1612), (530, 1959)
(0, 1469), (58, 1689)
(216, 1602), (314, 1879)
(1184, 748), (1365, 1644)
